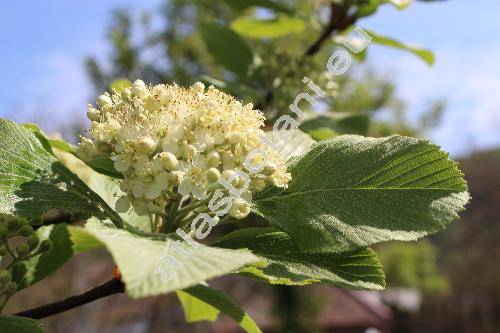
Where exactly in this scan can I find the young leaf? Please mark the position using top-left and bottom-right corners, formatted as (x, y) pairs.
(110, 78), (132, 93)
(199, 22), (254, 77)
(182, 284), (262, 333)
(299, 113), (371, 139)
(0, 118), (122, 225)
(254, 135), (469, 253)
(84, 156), (124, 179)
(23, 123), (123, 179)
(367, 29), (435, 65)
(176, 289), (220, 323)
(12, 224), (103, 290)
(223, 0), (294, 15)
(85, 218), (261, 299)
(0, 316), (44, 333)
(23, 123), (76, 154)
(231, 16), (305, 39)
(215, 228), (385, 290)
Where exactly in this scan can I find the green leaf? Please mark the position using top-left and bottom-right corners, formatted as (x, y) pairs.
(367, 29), (435, 65)
(84, 156), (124, 179)
(356, 0), (412, 17)
(254, 135), (469, 252)
(182, 284), (262, 333)
(223, 0), (294, 15)
(177, 289), (220, 323)
(85, 218), (261, 298)
(199, 22), (254, 77)
(24, 123), (122, 179)
(0, 118), (121, 225)
(231, 16), (305, 39)
(23, 123), (76, 154)
(215, 228), (385, 289)
(87, 173), (151, 232)
(12, 224), (103, 289)
(0, 316), (44, 333)
(355, 0), (381, 17)
(299, 113), (371, 139)
(110, 78), (132, 93)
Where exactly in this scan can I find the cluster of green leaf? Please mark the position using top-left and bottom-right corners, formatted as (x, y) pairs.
(0, 1), (468, 332)
(0, 113), (467, 332)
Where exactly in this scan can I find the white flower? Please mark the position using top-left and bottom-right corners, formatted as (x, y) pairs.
(230, 198), (251, 220)
(159, 152), (179, 171)
(77, 80), (290, 216)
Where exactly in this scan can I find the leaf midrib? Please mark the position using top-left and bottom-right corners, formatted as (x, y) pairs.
(256, 186), (466, 203)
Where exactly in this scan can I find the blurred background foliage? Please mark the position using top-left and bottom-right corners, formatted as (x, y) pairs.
(6, 1), (499, 332)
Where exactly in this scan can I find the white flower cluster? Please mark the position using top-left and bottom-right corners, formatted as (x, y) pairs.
(77, 80), (290, 218)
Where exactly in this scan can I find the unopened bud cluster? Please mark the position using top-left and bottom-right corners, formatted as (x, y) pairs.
(78, 80), (290, 217)
(0, 214), (53, 299)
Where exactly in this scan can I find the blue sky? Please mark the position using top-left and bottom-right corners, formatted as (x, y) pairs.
(0, 1), (498, 156)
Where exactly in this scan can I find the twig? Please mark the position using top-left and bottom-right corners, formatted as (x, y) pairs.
(13, 277), (124, 319)
(303, 3), (355, 57)
(256, 3), (356, 113)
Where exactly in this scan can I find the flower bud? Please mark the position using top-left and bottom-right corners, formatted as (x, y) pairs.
(115, 196), (131, 213)
(29, 216), (43, 226)
(0, 270), (10, 284)
(39, 240), (53, 253)
(121, 88), (132, 101)
(133, 80), (147, 97)
(262, 163), (276, 176)
(132, 181), (146, 198)
(86, 105), (100, 121)
(160, 152), (179, 170)
(136, 136), (156, 154)
(184, 145), (197, 158)
(113, 156), (131, 173)
(145, 185), (162, 200)
(252, 178), (267, 191)
(206, 168), (221, 183)
(18, 225), (34, 237)
(192, 81), (205, 93)
(98, 94), (112, 107)
(222, 170), (245, 188)
(206, 151), (220, 167)
(27, 234), (40, 250)
(15, 243), (30, 256)
(7, 217), (24, 234)
(78, 138), (98, 160)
